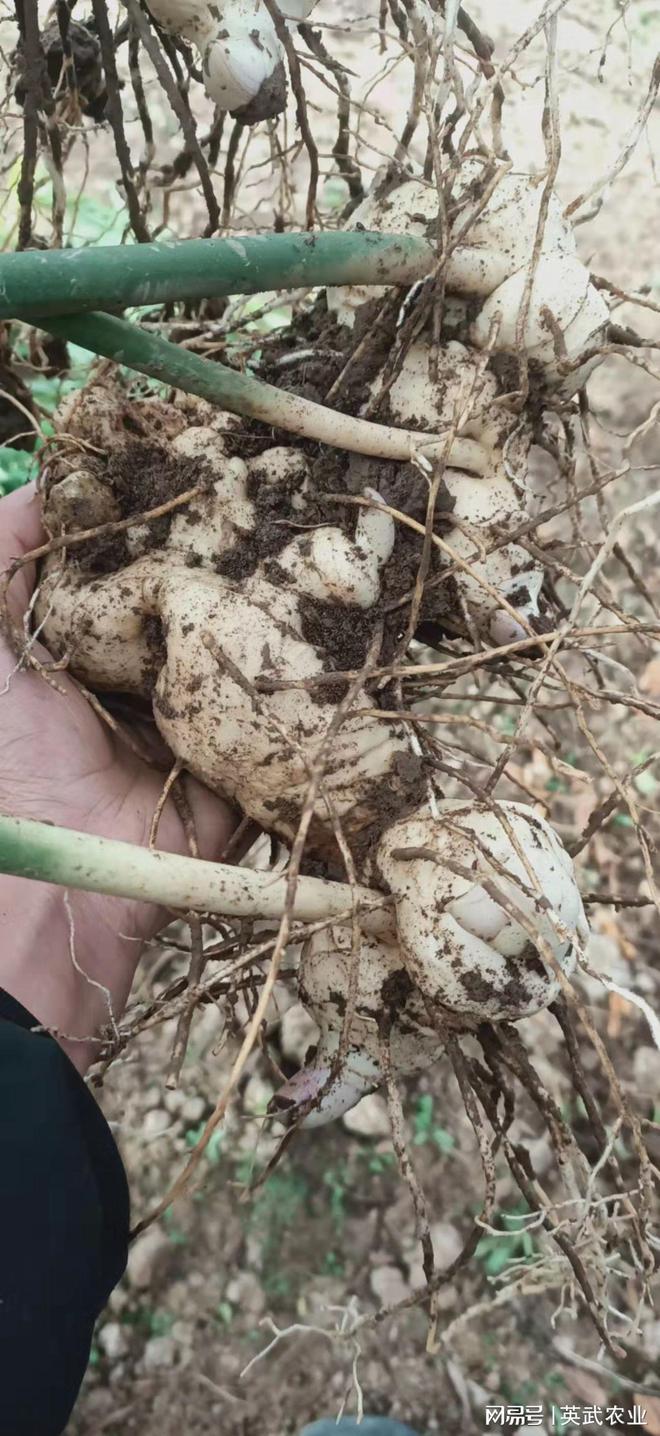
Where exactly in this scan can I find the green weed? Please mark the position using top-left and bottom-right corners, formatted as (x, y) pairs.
(184, 1121), (224, 1166)
(244, 1167), (310, 1297)
(412, 1095), (456, 1154)
(321, 1250), (345, 1276)
(163, 1209), (187, 1247)
(476, 1203), (539, 1276)
(322, 1163), (349, 1231)
(363, 1150), (396, 1175)
(0, 346), (93, 496)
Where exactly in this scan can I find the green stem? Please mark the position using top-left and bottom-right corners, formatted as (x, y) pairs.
(0, 231), (434, 320)
(37, 310), (488, 471)
(0, 815), (385, 925)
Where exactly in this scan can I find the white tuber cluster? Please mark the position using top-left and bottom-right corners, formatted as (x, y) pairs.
(471, 254), (609, 394)
(37, 446), (421, 858)
(327, 179), (439, 326)
(369, 336), (544, 640)
(145, 0), (319, 122)
(440, 467), (544, 647)
(36, 156), (603, 1128)
(201, 2), (285, 121)
(275, 800), (587, 1125)
(328, 168), (609, 389)
(274, 924), (443, 1126)
(377, 800), (588, 1023)
(151, 516), (414, 853)
(328, 167), (609, 641)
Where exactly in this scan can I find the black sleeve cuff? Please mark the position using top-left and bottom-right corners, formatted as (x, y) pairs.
(0, 990), (130, 1436)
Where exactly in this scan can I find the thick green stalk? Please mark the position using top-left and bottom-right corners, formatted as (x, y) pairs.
(0, 815), (386, 926)
(0, 231), (435, 320)
(38, 310), (488, 472)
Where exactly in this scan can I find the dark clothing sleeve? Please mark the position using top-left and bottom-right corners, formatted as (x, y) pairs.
(0, 990), (130, 1436)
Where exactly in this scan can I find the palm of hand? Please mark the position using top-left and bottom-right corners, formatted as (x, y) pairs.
(2, 645), (193, 914)
(1, 485), (231, 890)
(0, 484), (234, 1063)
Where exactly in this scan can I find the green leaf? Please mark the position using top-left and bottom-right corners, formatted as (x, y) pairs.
(322, 1250), (345, 1276)
(163, 1210), (187, 1247)
(184, 1122), (224, 1165)
(412, 1093), (435, 1145)
(364, 1150), (396, 1174)
(215, 1301), (234, 1327)
(479, 1236), (519, 1276)
(0, 448), (36, 495)
(432, 1127), (456, 1154)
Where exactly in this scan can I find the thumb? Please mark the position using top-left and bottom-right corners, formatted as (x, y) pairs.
(0, 484), (45, 627)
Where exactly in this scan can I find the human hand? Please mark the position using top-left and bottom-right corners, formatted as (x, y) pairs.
(0, 483), (236, 1071)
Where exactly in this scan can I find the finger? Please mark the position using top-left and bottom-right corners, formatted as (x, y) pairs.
(0, 483), (46, 624)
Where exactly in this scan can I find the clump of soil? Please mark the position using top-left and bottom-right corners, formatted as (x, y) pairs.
(257, 293), (401, 415)
(297, 591), (374, 673)
(215, 456), (324, 583)
(75, 439), (210, 574)
(111, 441), (203, 531)
(14, 17), (108, 121)
(28, 331), (70, 379)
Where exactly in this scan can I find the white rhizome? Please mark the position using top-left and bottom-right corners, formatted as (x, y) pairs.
(143, 0), (320, 122)
(37, 157), (607, 1124)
